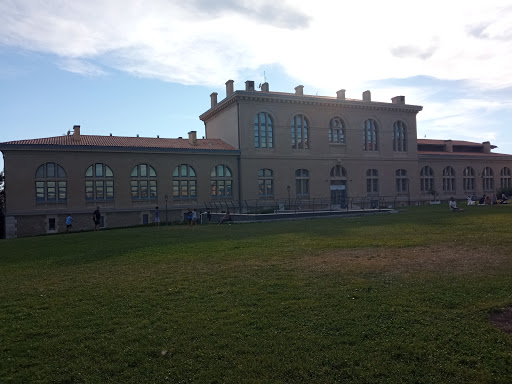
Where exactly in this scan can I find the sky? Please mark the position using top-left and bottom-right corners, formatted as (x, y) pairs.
(1, 0), (512, 173)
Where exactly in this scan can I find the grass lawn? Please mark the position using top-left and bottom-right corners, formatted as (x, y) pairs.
(1, 204), (512, 383)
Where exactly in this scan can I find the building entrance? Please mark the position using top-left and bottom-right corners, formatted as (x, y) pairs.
(330, 182), (347, 207)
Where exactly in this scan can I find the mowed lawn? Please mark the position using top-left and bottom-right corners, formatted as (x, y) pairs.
(1, 205), (512, 383)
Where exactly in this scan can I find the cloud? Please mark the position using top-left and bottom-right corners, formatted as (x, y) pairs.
(390, 44), (438, 60)
(0, 0), (512, 91)
(58, 58), (106, 76)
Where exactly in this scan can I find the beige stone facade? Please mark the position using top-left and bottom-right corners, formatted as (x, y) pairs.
(2, 80), (512, 238)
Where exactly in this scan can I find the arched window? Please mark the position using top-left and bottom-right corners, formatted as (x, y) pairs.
(500, 167), (511, 189)
(258, 169), (274, 197)
(463, 166), (475, 192)
(295, 169), (309, 196)
(329, 117), (345, 144)
(35, 162), (67, 202)
(392, 120), (407, 152)
(442, 166), (456, 192)
(366, 169), (379, 194)
(254, 112), (273, 148)
(85, 163), (114, 200)
(330, 165), (347, 178)
(420, 166), (434, 193)
(482, 167), (494, 192)
(291, 114), (309, 149)
(211, 164), (233, 198)
(131, 164), (157, 200)
(396, 169), (408, 193)
(173, 164), (196, 199)
(363, 119), (378, 151)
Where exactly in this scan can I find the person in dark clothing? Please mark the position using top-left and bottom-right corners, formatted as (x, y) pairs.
(93, 207), (101, 230)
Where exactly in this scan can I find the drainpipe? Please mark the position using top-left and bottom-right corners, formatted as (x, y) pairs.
(237, 100), (242, 212)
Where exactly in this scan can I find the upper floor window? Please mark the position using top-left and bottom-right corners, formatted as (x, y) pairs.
(366, 169), (379, 194)
(295, 169), (309, 197)
(396, 169), (408, 194)
(258, 169), (274, 197)
(131, 164), (157, 200)
(392, 120), (407, 152)
(173, 164), (196, 199)
(291, 114), (309, 149)
(35, 162), (67, 202)
(420, 166), (434, 193)
(330, 165), (347, 178)
(85, 163), (114, 200)
(254, 112), (273, 148)
(463, 166), (475, 192)
(442, 166), (456, 192)
(329, 117), (345, 144)
(211, 164), (233, 198)
(500, 167), (511, 189)
(482, 167), (494, 191)
(363, 119), (378, 151)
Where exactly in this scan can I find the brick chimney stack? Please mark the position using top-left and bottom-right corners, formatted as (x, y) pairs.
(188, 131), (197, 146)
(73, 125), (80, 141)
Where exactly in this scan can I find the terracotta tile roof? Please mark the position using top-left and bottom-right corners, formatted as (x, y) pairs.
(418, 151), (512, 158)
(0, 135), (238, 152)
(417, 139), (496, 148)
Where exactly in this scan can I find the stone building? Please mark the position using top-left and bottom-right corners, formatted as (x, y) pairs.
(1, 80), (511, 238)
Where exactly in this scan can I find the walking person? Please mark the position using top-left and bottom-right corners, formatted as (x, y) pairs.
(154, 206), (160, 227)
(93, 207), (101, 230)
(66, 213), (73, 232)
(191, 209), (197, 226)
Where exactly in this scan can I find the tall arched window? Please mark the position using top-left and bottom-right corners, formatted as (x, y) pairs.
(482, 167), (494, 192)
(295, 169), (309, 196)
(366, 169), (379, 194)
(500, 167), (511, 189)
(329, 117), (345, 144)
(442, 166), (456, 192)
(258, 169), (274, 197)
(254, 112), (273, 148)
(291, 114), (309, 149)
(211, 164), (233, 198)
(420, 166), (434, 193)
(173, 164), (196, 199)
(463, 166), (475, 192)
(396, 169), (408, 193)
(131, 164), (157, 200)
(392, 120), (407, 152)
(363, 119), (378, 151)
(35, 162), (67, 202)
(85, 163), (114, 200)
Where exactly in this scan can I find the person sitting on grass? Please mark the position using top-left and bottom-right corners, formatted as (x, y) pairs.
(501, 193), (509, 204)
(218, 211), (231, 225)
(449, 197), (463, 211)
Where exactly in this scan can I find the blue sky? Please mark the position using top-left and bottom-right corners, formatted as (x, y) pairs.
(1, 0), (512, 173)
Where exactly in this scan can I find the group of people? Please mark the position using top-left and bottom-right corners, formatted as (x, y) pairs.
(454, 192), (510, 211)
(469, 193), (509, 206)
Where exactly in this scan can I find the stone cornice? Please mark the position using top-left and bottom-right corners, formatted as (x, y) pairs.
(199, 91), (423, 121)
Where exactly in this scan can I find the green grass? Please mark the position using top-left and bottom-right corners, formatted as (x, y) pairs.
(1, 205), (512, 383)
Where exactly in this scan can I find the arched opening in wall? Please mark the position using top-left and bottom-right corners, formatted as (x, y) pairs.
(330, 165), (347, 208)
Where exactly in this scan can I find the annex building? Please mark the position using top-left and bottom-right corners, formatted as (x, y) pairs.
(1, 80), (512, 238)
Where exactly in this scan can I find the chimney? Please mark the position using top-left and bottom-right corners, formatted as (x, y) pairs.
(188, 131), (197, 146)
(336, 89), (346, 100)
(261, 82), (269, 92)
(226, 80), (234, 97)
(210, 92), (218, 108)
(482, 141), (491, 153)
(73, 125), (80, 141)
(245, 80), (255, 91)
(362, 90), (371, 102)
(444, 140), (453, 152)
(295, 85), (304, 96)
(392, 96), (405, 104)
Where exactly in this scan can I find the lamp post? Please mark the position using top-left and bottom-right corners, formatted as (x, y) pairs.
(287, 185), (291, 209)
(165, 194), (168, 225)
